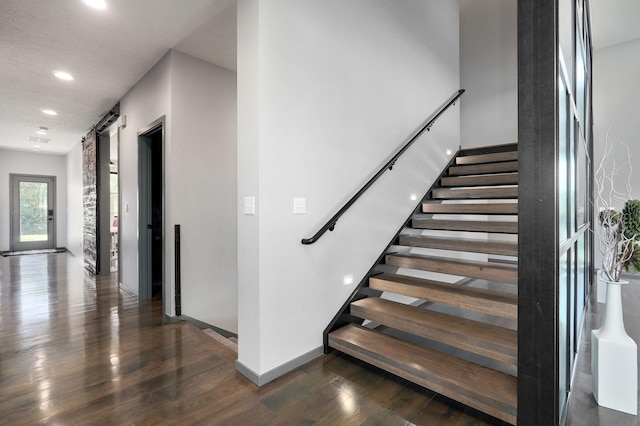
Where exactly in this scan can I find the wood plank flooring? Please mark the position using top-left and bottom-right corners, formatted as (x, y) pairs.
(0, 252), (511, 425)
(4, 252), (633, 425)
(7, 250), (640, 426)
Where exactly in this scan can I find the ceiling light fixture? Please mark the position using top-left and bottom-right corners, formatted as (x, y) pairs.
(54, 71), (74, 81)
(36, 127), (48, 135)
(82, 0), (107, 10)
(42, 109), (58, 116)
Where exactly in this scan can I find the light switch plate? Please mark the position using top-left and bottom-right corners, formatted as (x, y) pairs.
(293, 197), (306, 214)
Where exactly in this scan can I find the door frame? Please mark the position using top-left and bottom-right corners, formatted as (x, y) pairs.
(9, 174), (56, 252)
(137, 116), (165, 303)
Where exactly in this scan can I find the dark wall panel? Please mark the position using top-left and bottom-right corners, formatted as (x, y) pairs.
(517, 0), (559, 424)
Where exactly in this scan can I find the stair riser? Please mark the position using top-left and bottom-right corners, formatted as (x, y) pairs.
(432, 187), (518, 199)
(459, 143), (518, 157)
(411, 219), (518, 234)
(441, 174), (518, 187)
(455, 151), (518, 165)
(350, 303), (517, 365)
(449, 161), (519, 176)
(369, 277), (517, 319)
(385, 255), (518, 284)
(422, 203), (518, 215)
(398, 235), (518, 257)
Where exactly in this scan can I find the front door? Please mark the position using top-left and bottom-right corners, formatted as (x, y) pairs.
(10, 174), (56, 251)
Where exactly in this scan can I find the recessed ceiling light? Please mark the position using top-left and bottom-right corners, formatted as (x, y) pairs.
(82, 0), (107, 10)
(42, 109), (58, 116)
(54, 71), (74, 81)
(36, 127), (48, 135)
(27, 136), (50, 143)
(33, 144), (41, 149)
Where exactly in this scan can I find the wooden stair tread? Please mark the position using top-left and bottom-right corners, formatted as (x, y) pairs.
(351, 297), (517, 365)
(441, 173), (518, 187)
(455, 151), (518, 165)
(399, 234), (518, 257)
(449, 161), (519, 176)
(385, 253), (518, 284)
(369, 272), (517, 319)
(411, 217), (518, 234)
(422, 202), (518, 215)
(432, 187), (518, 200)
(328, 324), (517, 424)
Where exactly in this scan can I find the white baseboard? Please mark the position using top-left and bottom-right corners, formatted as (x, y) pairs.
(235, 346), (324, 386)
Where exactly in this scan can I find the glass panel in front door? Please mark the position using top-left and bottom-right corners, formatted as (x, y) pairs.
(19, 181), (49, 242)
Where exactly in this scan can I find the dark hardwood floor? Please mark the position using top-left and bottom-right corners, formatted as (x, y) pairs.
(4, 253), (636, 425)
(0, 252), (510, 425)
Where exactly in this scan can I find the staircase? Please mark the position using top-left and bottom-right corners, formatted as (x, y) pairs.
(325, 143), (519, 425)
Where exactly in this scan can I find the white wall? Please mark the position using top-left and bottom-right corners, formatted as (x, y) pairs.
(118, 50), (238, 332)
(169, 50), (237, 332)
(592, 40), (640, 269)
(593, 39), (640, 202)
(459, 0), (517, 148)
(238, 0), (461, 380)
(118, 52), (172, 298)
(66, 142), (83, 258)
(0, 149), (67, 252)
(237, 0), (261, 375)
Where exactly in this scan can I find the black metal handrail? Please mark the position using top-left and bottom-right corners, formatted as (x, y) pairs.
(301, 89), (465, 245)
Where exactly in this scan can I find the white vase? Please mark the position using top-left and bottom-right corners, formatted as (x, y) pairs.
(592, 277), (638, 415)
(596, 270), (607, 304)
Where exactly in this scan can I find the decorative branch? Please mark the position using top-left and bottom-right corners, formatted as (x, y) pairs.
(594, 128), (636, 282)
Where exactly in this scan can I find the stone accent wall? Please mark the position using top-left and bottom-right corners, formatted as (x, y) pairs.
(82, 130), (97, 274)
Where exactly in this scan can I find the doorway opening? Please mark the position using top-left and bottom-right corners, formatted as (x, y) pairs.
(10, 174), (56, 252)
(138, 118), (164, 302)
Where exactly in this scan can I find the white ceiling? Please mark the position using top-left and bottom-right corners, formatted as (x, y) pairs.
(0, 0), (636, 156)
(0, 0), (236, 155)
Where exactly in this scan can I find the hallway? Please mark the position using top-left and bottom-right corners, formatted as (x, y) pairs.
(0, 252), (512, 425)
